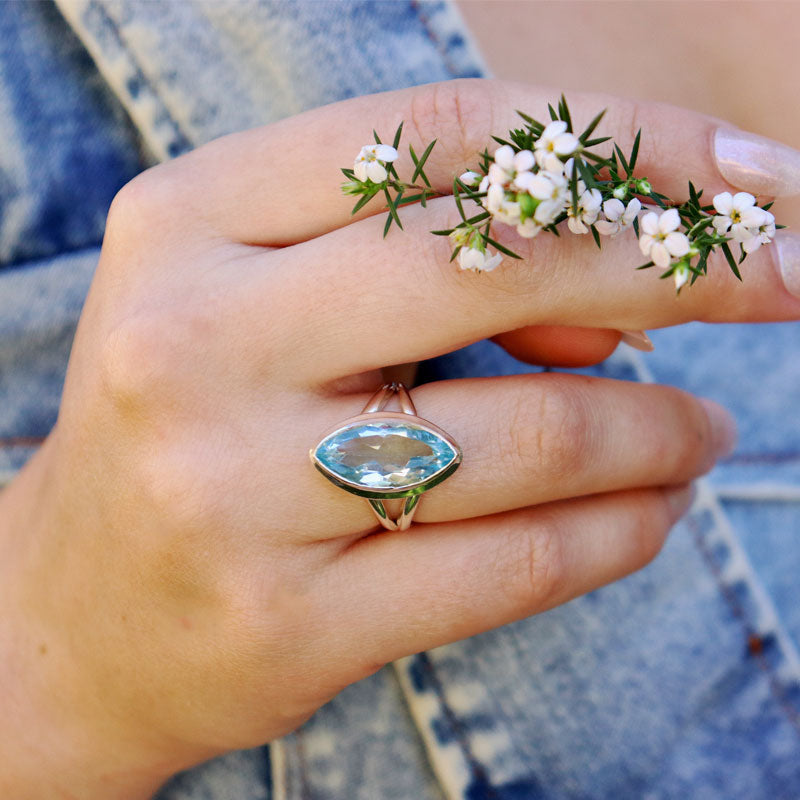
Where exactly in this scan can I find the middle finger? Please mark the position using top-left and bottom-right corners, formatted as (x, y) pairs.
(245, 197), (799, 384)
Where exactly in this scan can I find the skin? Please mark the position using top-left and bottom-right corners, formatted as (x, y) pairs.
(1, 78), (799, 798)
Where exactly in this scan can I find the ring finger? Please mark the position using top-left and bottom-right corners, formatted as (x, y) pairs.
(304, 373), (735, 538)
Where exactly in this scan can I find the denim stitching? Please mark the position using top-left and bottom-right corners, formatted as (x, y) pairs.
(79, 0), (192, 158)
(413, 652), (503, 800)
(686, 510), (800, 734)
(621, 347), (800, 728)
(409, 1), (462, 78)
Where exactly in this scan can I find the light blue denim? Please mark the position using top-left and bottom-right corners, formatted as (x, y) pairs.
(1, 2), (798, 798)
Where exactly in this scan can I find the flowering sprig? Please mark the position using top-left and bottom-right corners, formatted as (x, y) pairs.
(341, 96), (785, 289)
(341, 122), (440, 236)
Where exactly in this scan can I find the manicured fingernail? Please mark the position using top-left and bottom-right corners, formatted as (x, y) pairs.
(699, 398), (738, 459)
(714, 127), (800, 197)
(774, 234), (800, 299)
(618, 330), (654, 352)
(666, 483), (697, 521)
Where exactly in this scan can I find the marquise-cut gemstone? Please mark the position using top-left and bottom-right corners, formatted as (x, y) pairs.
(314, 420), (458, 492)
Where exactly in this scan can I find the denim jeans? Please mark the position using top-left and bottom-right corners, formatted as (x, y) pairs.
(1, 2), (798, 798)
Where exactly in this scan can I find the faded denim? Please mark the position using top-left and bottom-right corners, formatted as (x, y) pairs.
(0, 2), (798, 798)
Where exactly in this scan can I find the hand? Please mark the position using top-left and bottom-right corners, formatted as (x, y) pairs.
(2, 79), (797, 798)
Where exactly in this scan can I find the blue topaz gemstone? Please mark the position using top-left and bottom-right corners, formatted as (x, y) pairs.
(312, 419), (461, 498)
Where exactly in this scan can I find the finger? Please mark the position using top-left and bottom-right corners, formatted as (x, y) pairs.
(324, 484), (694, 666)
(491, 325), (622, 367)
(305, 375), (732, 537)
(152, 79), (800, 245)
(248, 198), (799, 384)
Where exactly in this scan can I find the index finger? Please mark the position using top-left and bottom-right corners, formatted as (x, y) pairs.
(152, 78), (800, 245)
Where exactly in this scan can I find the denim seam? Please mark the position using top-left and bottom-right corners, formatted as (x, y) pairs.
(53, 0), (192, 162)
(394, 653), (503, 800)
(409, 1), (462, 78)
(686, 509), (800, 734)
(621, 347), (800, 725)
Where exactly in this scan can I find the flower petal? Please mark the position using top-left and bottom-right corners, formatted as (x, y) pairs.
(514, 149), (535, 172)
(712, 192), (734, 215)
(374, 144), (399, 162)
(639, 233), (654, 256)
(658, 208), (681, 233)
(554, 132), (579, 156)
(623, 197), (642, 222)
(366, 161), (387, 183)
(665, 232), (690, 257)
(732, 191), (756, 210)
(494, 145), (515, 171)
(595, 220), (619, 236)
(651, 242), (672, 268)
(640, 211), (660, 236)
(603, 198), (624, 221)
(354, 161), (368, 182)
(742, 236), (763, 254)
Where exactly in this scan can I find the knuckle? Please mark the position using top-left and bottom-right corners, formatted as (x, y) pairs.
(503, 511), (567, 614)
(507, 378), (593, 483)
(408, 78), (498, 163)
(99, 312), (171, 411)
(629, 490), (672, 567)
(105, 163), (192, 245)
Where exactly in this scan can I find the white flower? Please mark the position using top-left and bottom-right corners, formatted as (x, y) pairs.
(521, 170), (568, 226)
(638, 208), (691, 268)
(490, 145), (535, 187)
(742, 209), (776, 254)
(534, 121), (579, 172)
(458, 243), (503, 272)
(712, 192), (767, 242)
(673, 262), (691, 291)
(459, 170), (481, 187)
(516, 218), (544, 238)
(567, 187), (602, 234)
(353, 143), (398, 183)
(595, 197), (642, 236)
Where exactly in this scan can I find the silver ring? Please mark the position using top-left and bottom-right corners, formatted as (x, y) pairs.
(309, 382), (462, 531)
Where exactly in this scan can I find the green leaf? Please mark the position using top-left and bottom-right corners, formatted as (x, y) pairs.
(558, 94), (573, 131)
(383, 187), (403, 233)
(591, 225), (601, 249)
(482, 235), (522, 259)
(350, 192), (375, 215)
(579, 108), (607, 143)
(720, 242), (742, 280)
(632, 217), (640, 238)
(583, 136), (612, 148)
(628, 129), (642, 173)
(491, 135), (515, 148)
(636, 260), (655, 270)
(449, 245), (462, 263)
(614, 143), (630, 177)
(373, 129), (382, 145)
(341, 167), (356, 179)
(392, 121), (404, 150)
(548, 103), (558, 121)
(452, 179), (466, 221)
(411, 139), (437, 185)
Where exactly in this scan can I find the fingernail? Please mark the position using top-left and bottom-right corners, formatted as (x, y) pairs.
(699, 398), (738, 459)
(774, 234), (800, 299)
(618, 329), (654, 352)
(666, 483), (697, 521)
(714, 127), (800, 198)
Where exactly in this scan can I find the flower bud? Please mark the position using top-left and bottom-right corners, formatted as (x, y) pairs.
(517, 192), (537, 221)
(613, 184), (628, 201)
(636, 179), (652, 195)
(342, 180), (366, 195)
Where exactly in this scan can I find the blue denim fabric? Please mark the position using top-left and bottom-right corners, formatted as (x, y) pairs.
(1, 2), (798, 798)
